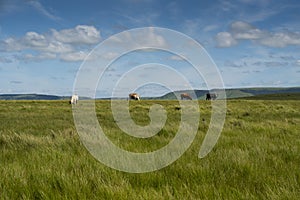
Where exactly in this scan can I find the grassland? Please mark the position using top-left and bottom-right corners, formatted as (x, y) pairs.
(0, 99), (299, 199)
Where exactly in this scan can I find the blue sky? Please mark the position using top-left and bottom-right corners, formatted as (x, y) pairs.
(0, 0), (299, 97)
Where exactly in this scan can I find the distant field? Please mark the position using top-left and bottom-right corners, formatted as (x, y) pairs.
(0, 99), (299, 199)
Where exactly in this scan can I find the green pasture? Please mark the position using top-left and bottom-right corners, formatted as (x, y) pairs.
(0, 99), (299, 199)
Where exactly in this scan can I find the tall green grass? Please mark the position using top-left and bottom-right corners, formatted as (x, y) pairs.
(0, 100), (299, 199)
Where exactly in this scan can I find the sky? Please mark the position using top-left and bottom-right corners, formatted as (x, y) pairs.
(0, 0), (299, 97)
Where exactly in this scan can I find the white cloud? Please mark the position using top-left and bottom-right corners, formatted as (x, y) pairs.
(1, 35), (43, 52)
(60, 51), (88, 62)
(0, 26), (164, 65)
(23, 32), (48, 48)
(0, 25), (102, 62)
(38, 52), (57, 60)
(1, 37), (23, 51)
(1, 31), (74, 53)
(43, 41), (74, 53)
(215, 32), (238, 47)
(230, 21), (265, 40)
(203, 25), (219, 32)
(109, 27), (167, 49)
(215, 21), (300, 48)
(219, 1), (237, 12)
(230, 21), (254, 32)
(258, 32), (300, 47)
(169, 55), (186, 61)
(52, 25), (101, 44)
(101, 52), (120, 60)
(141, 27), (167, 47)
(183, 19), (200, 36)
(27, 0), (61, 21)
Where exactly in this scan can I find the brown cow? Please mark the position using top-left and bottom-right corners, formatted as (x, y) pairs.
(129, 93), (140, 100)
(180, 93), (192, 100)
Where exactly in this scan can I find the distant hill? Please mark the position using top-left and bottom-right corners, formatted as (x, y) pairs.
(150, 87), (300, 100)
(0, 94), (67, 100)
(0, 87), (299, 100)
(238, 92), (300, 100)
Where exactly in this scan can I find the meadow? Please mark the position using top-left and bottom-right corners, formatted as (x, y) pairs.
(0, 99), (299, 199)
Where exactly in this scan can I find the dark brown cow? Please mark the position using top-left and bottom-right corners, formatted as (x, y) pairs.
(129, 93), (140, 100)
(180, 93), (192, 100)
(206, 93), (217, 100)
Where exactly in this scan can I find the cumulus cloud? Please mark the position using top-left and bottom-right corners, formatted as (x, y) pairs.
(0, 26), (168, 64)
(258, 32), (300, 47)
(230, 21), (265, 40)
(215, 32), (238, 47)
(52, 25), (101, 44)
(0, 26), (169, 63)
(0, 34), (73, 53)
(215, 21), (300, 48)
(0, 38), (23, 51)
(23, 32), (48, 48)
(43, 41), (74, 53)
(0, 25), (101, 62)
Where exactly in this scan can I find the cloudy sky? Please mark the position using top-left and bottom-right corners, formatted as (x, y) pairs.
(0, 0), (299, 97)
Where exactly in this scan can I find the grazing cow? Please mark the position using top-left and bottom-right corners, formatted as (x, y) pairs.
(180, 93), (192, 100)
(206, 93), (217, 100)
(70, 94), (79, 104)
(129, 93), (140, 100)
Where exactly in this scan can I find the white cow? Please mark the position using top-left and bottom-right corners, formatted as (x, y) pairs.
(70, 94), (79, 104)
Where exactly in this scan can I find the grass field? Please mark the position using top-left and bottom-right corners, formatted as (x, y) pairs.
(0, 99), (299, 199)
